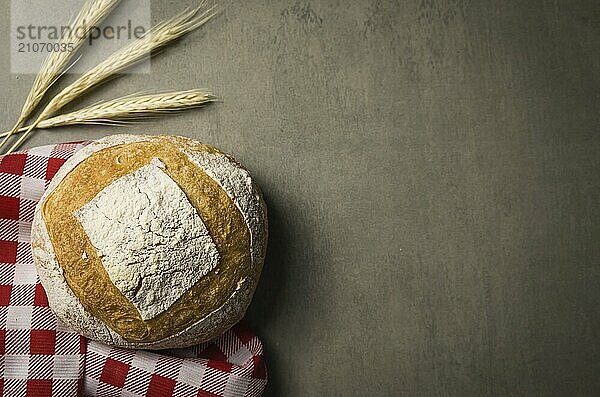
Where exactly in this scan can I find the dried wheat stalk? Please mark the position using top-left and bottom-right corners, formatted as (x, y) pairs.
(0, 90), (216, 144)
(0, 0), (121, 151)
(6, 3), (217, 154)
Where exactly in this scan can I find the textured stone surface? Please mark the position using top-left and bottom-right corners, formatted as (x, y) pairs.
(2, 0), (599, 395)
(74, 158), (219, 321)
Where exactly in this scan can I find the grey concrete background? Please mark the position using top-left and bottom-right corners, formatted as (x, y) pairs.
(1, 0), (599, 396)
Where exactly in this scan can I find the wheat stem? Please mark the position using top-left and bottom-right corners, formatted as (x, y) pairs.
(0, 0), (121, 152)
(6, 3), (218, 155)
(3, 90), (216, 153)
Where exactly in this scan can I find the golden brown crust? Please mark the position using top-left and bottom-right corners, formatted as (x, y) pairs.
(42, 136), (252, 343)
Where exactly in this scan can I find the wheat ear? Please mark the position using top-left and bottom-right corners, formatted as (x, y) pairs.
(0, 0), (121, 151)
(0, 90), (215, 142)
(6, 3), (218, 154)
(40, 90), (216, 127)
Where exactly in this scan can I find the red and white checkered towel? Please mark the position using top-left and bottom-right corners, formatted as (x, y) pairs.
(0, 142), (267, 397)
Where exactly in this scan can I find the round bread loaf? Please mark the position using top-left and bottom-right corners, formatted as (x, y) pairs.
(31, 134), (267, 349)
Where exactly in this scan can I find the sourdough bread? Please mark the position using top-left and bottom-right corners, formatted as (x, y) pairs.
(31, 134), (267, 349)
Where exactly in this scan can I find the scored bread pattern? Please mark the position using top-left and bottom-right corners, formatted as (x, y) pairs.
(31, 135), (267, 348)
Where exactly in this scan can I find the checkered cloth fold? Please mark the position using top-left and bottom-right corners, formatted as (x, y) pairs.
(0, 142), (267, 397)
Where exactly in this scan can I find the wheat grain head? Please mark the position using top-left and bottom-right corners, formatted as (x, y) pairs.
(39, 89), (216, 127)
(34, 3), (217, 127)
(0, 90), (216, 150)
(0, 0), (121, 149)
